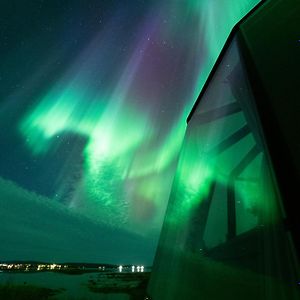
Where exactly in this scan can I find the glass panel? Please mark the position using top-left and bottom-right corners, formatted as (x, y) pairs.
(148, 36), (300, 300)
(235, 153), (263, 235)
(203, 182), (227, 249)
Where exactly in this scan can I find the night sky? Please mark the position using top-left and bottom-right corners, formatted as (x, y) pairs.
(0, 0), (259, 265)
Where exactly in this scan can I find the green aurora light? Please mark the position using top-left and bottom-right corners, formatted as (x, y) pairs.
(17, 0), (261, 236)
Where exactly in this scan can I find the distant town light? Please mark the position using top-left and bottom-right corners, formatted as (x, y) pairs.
(141, 266), (144, 272)
(137, 266), (140, 272)
(118, 265), (123, 272)
(0, 264), (8, 267)
(132, 265), (135, 272)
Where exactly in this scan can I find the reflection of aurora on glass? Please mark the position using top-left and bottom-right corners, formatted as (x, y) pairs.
(13, 2), (260, 240)
(165, 38), (279, 239)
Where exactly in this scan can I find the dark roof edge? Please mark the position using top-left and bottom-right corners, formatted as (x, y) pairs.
(186, 0), (267, 124)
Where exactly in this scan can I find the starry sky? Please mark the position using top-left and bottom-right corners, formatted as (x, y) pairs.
(0, 0), (260, 265)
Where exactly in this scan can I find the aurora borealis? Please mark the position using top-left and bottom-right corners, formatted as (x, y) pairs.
(0, 0), (260, 263)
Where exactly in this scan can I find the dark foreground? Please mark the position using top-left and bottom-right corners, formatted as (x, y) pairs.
(0, 272), (150, 299)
